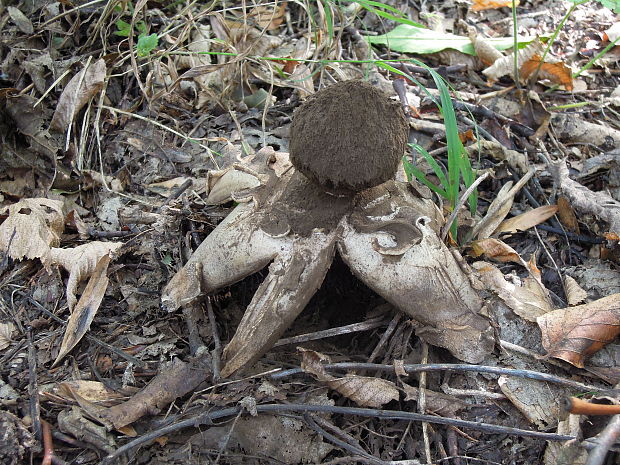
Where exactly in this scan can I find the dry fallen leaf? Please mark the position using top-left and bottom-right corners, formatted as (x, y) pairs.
(496, 205), (559, 234)
(0, 198), (65, 260)
(474, 262), (553, 321)
(300, 348), (398, 407)
(564, 275), (588, 306)
(7, 6), (34, 34)
(483, 40), (544, 85)
(557, 196), (580, 233)
(520, 56), (574, 91)
(47, 241), (123, 310)
(538, 293), (620, 368)
(53, 255), (111, 366)
(468, 26), (503, 66)
(470, 238), (522, 264)
(328, 376), (399, 408)
(50, 58), (106, 133)
(470, 0), (519, 11)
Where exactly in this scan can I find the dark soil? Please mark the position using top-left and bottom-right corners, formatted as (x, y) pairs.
(289, 80), (408, 193)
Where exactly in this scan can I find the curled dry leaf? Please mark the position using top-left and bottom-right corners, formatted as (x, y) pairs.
(50, 58), (106, 133)
(98, 358), (209, 429)
(537, 293), (620, 368)
(550, 159), (620, 234)
(468, 26), (503, 66)
(564, 275), (588, 306)
(47, 241), (123, 310)
(496, 205), (559, 234)
(300, 348), (399, 407)
(557, 196), (580, 233)
(0, 198), (65, 260)
(470, 237), (522, 264)
(473, 168), (535, 240)
(53, 255), (111, 366)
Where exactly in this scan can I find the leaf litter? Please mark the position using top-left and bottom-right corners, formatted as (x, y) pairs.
(1, 1), (620, 464)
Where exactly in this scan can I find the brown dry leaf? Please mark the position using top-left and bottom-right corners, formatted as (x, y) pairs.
(483, 40), (544, 85)
(300, 349), (398, 407)
(474, 262), (553, 321)
(300, 347), (332, 382)
(0, 198), (65, 260)
(401, 382), (467, 417)
(557, 196), (580, 233)
(47, 241), (123, 310)
(54, 380), (128, 406)
(147, 177), (201, 197)
(471, 0), (519, 11)
(564, 275), (588, 306)
(50, 58), (106, 133)
(521, 56), (573, 90)
(496, 205), (559, 234)
(327, 376), (399, 408)
(248, 1), (287, 30)
(538, 293), (620, 368)
(470, 238), (522, 264)
(468, 26), (503, 66)
(53, 255), (111, 366)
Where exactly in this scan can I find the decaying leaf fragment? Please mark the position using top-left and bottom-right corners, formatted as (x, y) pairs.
(50, 58), (106, 133)
(473, 261), (553, 321)
(301, 348), (399, 408)
(0, 198), (65, 260)
(46, 241), (124, 310)
(53, 255), (112, 366)
(538, 293), (620, 368)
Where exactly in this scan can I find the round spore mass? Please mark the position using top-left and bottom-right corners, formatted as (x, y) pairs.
(289, 80), (409, 193)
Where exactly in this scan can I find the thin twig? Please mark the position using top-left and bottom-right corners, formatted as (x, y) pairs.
(102, 402), (577, 463)
(275, 316), (389, 348)
(27, 329), (42, 442)
(271, 362), (603, 391)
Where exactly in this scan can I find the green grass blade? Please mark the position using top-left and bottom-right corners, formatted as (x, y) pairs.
(402, 157), (448, 198)
(354, 0), (424, 27)
(410, 143), (449, 191)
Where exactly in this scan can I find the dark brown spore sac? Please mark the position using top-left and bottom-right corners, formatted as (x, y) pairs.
(289, 80), (409, 193)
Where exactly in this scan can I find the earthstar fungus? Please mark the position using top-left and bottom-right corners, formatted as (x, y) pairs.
(162, 81), (494, 378)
